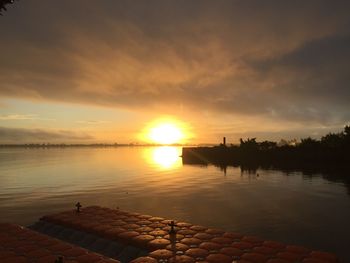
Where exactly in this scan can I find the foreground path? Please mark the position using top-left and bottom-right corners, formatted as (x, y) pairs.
(0, 222), (120, 263)
(38, 206), (338, 263)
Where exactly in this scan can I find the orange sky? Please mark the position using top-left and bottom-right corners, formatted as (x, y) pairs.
(0, 1), (349, 144)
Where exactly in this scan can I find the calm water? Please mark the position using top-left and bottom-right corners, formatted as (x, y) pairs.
(0, 146), (349, 261)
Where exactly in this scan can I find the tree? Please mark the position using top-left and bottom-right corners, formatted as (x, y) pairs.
(259, 140), (277, 151)
(321, 133), (343, 148)
(299, 137), (319, 149)
(239, 138), (259, 151)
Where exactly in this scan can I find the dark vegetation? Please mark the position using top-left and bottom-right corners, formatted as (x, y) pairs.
(182, 126), (350, 193)
(182, 125), (350, 168)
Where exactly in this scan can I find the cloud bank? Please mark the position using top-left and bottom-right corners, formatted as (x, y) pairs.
(0, 127), (93, 143)
(0, 0), (349, 126)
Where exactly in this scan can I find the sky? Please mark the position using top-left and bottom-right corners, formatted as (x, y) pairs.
(0, 0), (349, 144)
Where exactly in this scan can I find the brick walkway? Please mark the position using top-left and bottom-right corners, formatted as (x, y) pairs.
(39, 206), (339, 263)
(29, 220), (148, 262)
(0, 222), (120, 263)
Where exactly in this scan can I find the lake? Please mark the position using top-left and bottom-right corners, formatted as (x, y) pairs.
(0, 146), (349, 261)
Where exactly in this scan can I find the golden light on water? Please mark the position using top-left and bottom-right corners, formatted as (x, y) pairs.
(143, 146), (182, 169)
(152, 147), (181, 168)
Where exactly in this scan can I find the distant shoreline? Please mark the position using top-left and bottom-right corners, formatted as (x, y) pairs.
(182, 125), (350, 170)
(0, 143), (205, 148)
(0, 143), (194, 148)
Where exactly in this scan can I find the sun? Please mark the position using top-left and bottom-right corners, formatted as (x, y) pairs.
(149, 123), (184, 144)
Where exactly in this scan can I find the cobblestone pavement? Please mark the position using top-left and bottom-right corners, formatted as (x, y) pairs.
(0, 222), (120, 263)
(39, 206), (339, 263)
(29, 221), (148, 262)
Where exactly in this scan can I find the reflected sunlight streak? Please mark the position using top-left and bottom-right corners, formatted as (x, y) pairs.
(151, 147), (181, 169)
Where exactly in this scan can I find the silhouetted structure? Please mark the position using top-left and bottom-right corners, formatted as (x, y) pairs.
(182, 125), (350, 168)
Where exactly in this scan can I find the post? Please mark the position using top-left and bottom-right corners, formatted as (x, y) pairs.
(223, 137), (226, 146)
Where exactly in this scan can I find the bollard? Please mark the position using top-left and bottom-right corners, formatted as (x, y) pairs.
(168, 221), (177, 234)
(75, 202), (82, 213)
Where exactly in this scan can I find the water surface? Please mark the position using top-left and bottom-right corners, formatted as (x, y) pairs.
(0, 146), (349, 261)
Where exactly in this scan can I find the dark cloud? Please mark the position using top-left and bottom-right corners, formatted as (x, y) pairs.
(0, 0), (349, 126)
(0, 127), (93, 143)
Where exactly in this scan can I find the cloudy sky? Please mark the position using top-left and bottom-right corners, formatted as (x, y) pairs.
(0, 0), (349, 144)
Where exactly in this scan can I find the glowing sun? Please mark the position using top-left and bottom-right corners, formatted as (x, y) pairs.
(148, 123), (184, 144)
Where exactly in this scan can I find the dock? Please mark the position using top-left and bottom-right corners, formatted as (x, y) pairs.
(1, 206), (339, 263)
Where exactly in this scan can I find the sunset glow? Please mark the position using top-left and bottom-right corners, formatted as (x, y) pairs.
(0, 1), (348, 144)
(148, 123), (184, 145)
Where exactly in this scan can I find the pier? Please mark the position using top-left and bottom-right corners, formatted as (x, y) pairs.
(0, 206), (339, 263)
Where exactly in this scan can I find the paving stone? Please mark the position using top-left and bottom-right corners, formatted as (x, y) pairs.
(206, 253), (232, 263)
(133, 234), (155, 246)
(118, 231), (140, 242)
(37, 206), (340, 263)
(147, 238), (171, 249)
(130, 256), (157, 263)
(177, 229), (196, 236)
(185, 248), (209, 258)
(149, 249), (173, 259)
(211, 237), (232, 245)
(137, 221), (152, 226)
(149, 230), (167, 237)
(148, 222), (166, 229)
(148, 217), (165, 222)
(176, 222), (192, 227)
(180, 237), (202, 246)
(166, 242), (189, 252)
(194, 233), (213, 240)
(190, 225), (207, 231)
(232, 241), (256, 250)
(253, 246), (279, 255)
(168, 255), (195, 263)
(136, 226), (153, 233)
(220, 246), (244, 256)
(198, 242), (222, 252)
(0, 223), (121, 263)
(123, 224), (140, 230)
(164, 233), (184, 240)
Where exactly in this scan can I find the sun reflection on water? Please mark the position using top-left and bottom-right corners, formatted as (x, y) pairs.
(149, 146), (182, 169)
